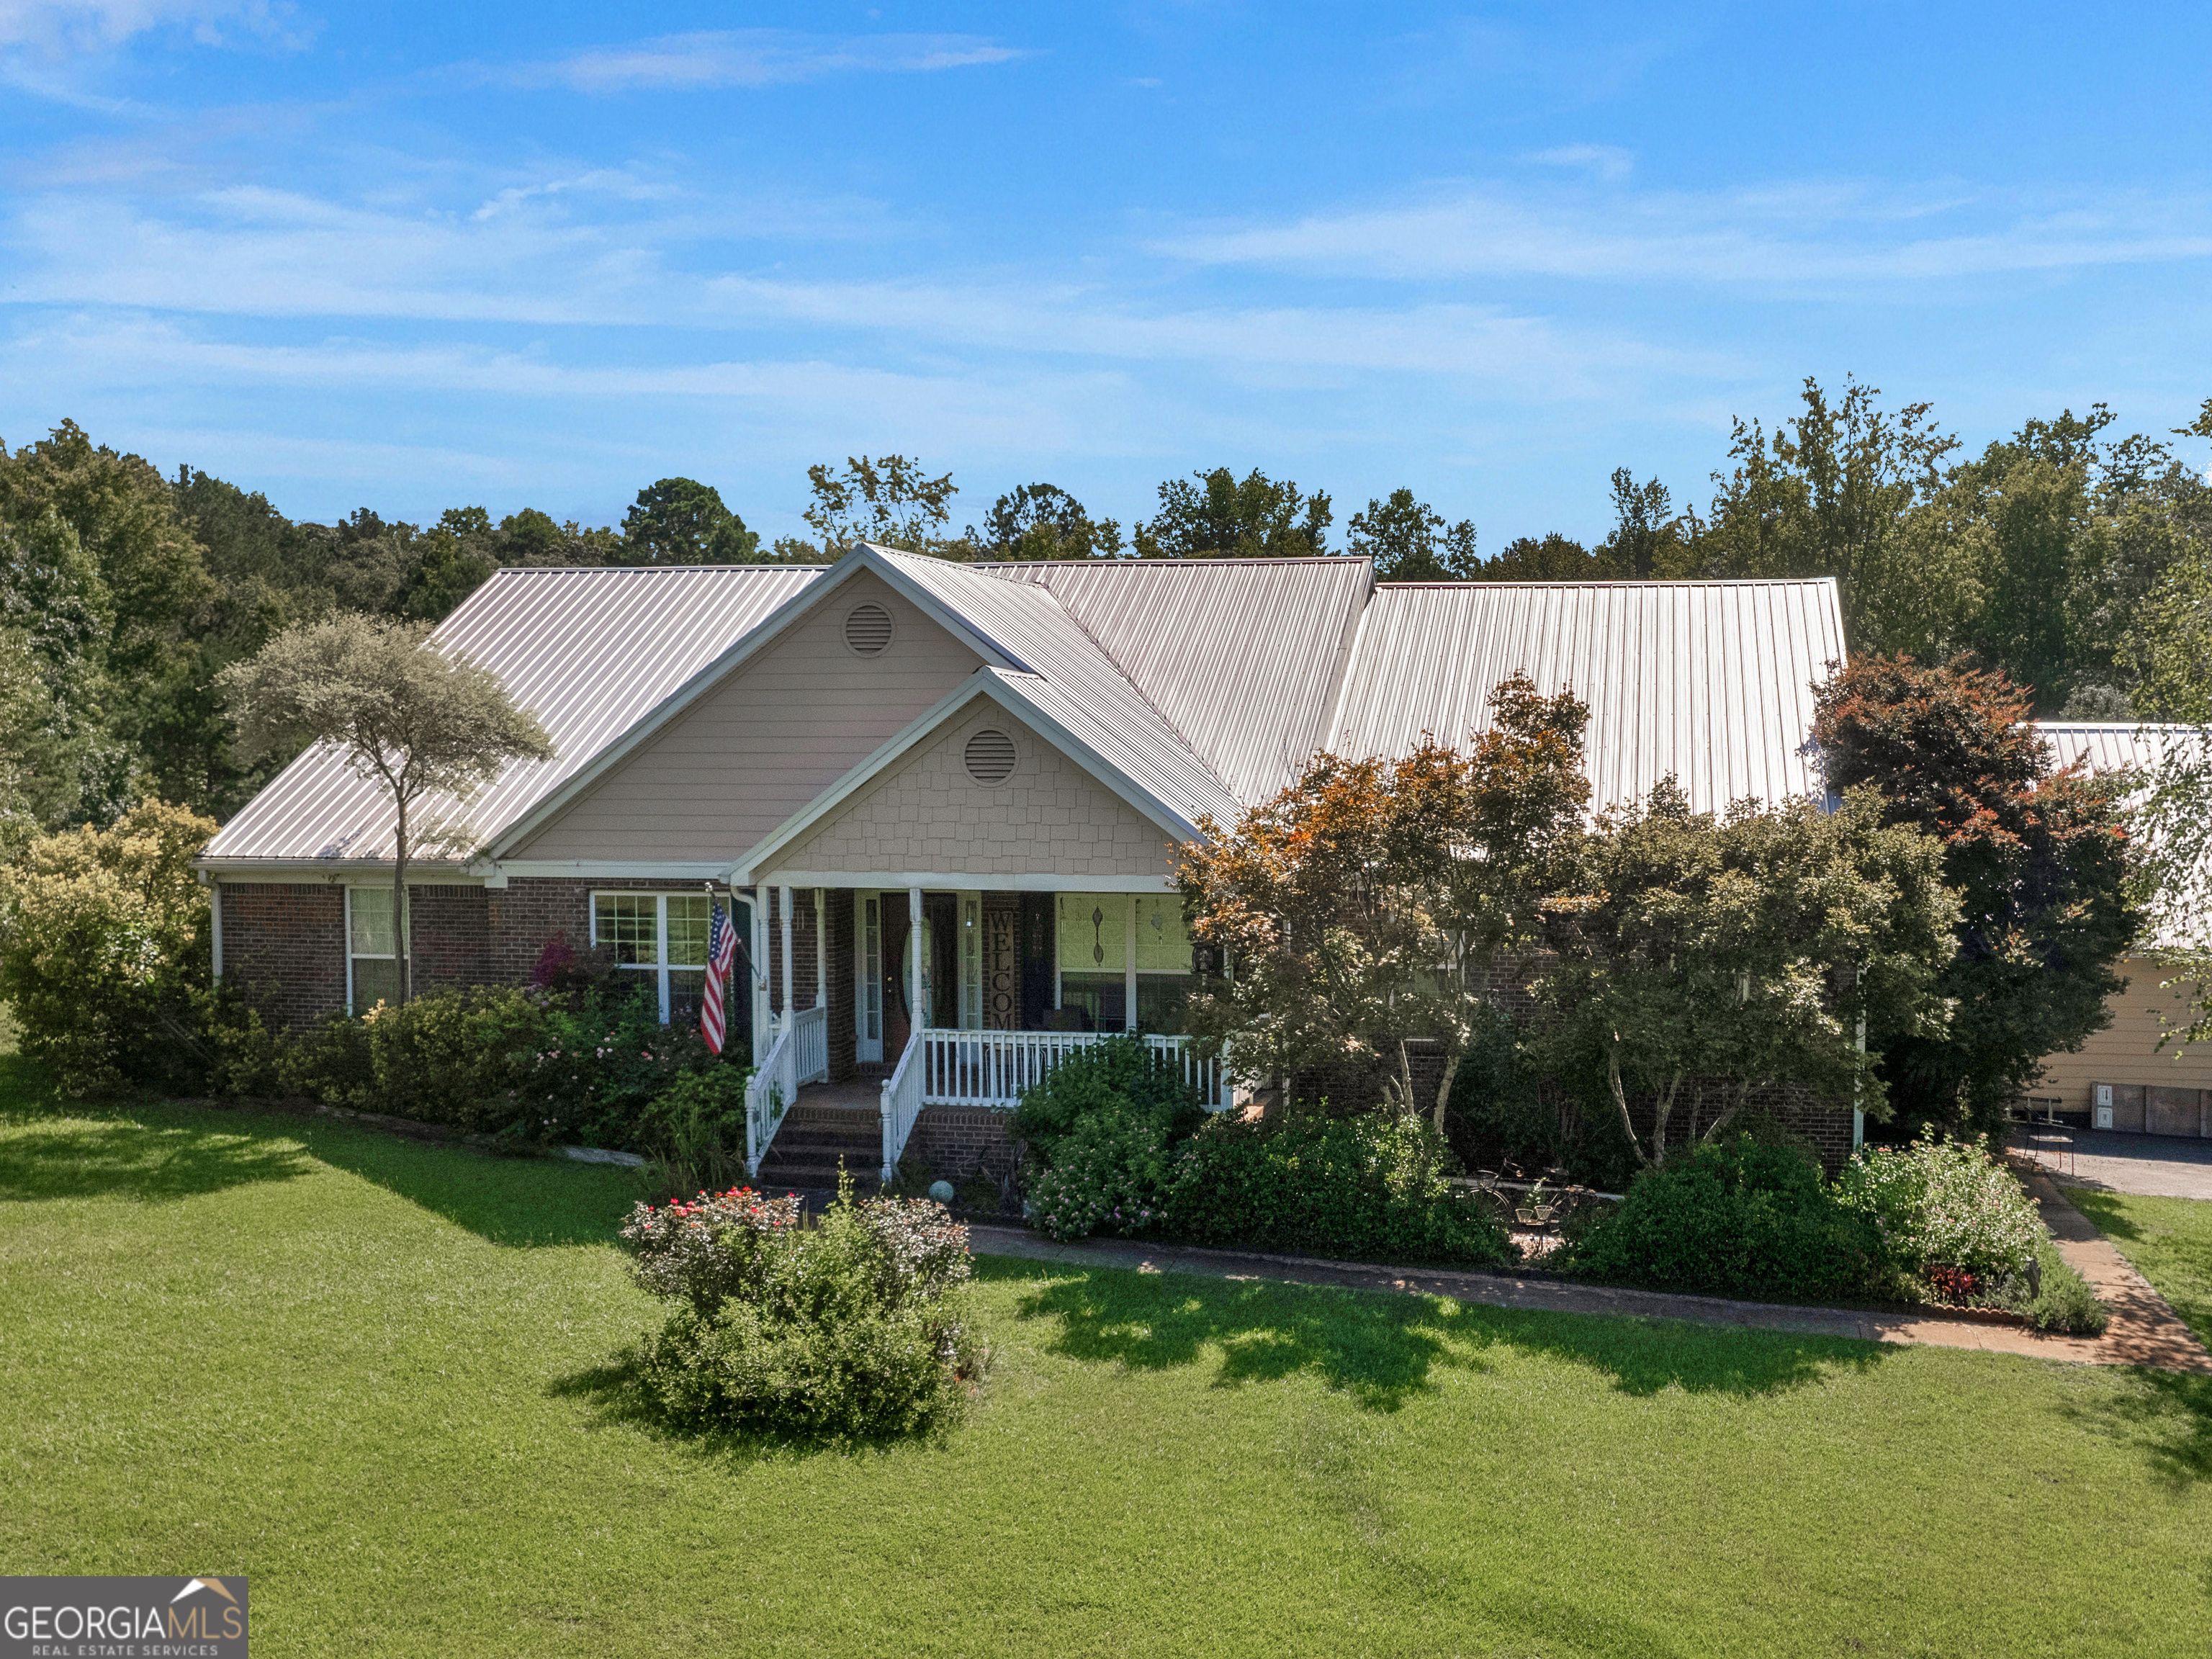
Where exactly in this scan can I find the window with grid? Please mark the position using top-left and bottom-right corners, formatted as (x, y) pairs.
(347, 886), (403, 1014)
(593, 892), (720, 1024)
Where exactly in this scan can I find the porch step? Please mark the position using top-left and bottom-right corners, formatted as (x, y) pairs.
(755, 1108), (882, 1195)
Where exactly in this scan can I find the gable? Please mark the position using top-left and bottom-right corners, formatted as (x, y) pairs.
(763, 702), (1183, 885)
(512, 568), (987, 863)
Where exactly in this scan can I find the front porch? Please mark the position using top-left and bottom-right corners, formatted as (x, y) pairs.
(742, 883), (1227, 1182)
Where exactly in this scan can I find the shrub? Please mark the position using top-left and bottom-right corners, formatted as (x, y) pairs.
(0, 799), (218, 1095)
(282, 976), (726, 1151)
(1835, 1131), (2047, 1300)
(634, 1061), (755, 1191)
(1012, 1033), (1207, 1161)
(2023, 1239), (2109, 1336)
(1561, 1136), (1880, 1299)
(1160, 1111), (1514, 1267)
(619, 1179), (986, 1442)
(1027, 1102), (1183, 1241)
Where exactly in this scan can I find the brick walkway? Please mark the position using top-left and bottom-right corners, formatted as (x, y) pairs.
(968, 1175), (2212, 1374)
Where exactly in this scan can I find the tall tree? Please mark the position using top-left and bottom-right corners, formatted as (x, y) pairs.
(801, 456), (958, 555)
(1134, 467), (1332, 559)
(218, 615), (555, 1004)
(1346, 488), (1480, 580)
(968, 483), (1125, 560)
(1694, 377), (1960, 653)
(1477, 532), (1602, 583)
(624, 478), (758, 565)
(1599, 469), (1691, 580)
(1812, 655), (2138, 1138)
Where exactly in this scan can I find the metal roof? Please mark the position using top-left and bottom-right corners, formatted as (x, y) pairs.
(202, 564), (825, 866)
(1331, 579), (1846, 814)
(2036, 722), (2191, 777)
(876, 549), (1243, 828)
(975, 557), (1373, 803)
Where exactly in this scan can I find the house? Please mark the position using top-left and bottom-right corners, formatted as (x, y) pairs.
(2029, 722), (2212, 1136)
(197, 544), (1848, 1178)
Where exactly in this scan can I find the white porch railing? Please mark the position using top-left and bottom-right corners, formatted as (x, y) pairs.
(879, 1029), (926, 1182)
(745, 1004), (830, 1177)
(917, 1028), (1232, 1112)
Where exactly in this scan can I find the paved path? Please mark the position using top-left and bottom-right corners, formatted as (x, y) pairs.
(2019, 1127), (2212, 1201)
(969, 1186), (2212, 1375)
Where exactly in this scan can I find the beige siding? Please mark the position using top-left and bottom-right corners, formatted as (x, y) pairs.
(2032, 955), (2212, 1106)
(775, 706), (1181, 881)
(517, 571), (985, 861)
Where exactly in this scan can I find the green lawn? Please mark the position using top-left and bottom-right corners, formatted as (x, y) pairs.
(2072, 1189), (2212, 1349)
(4, 1059), (2211, 1658)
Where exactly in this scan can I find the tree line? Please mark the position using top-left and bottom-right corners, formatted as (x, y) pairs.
(3, 378), (2208, 840)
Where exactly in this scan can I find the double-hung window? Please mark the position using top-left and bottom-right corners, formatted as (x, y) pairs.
(346, 886), (404, 1013)
(593, 892), (713, 1022)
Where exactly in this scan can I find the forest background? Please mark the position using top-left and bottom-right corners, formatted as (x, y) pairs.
(2, 373), (2208, 840)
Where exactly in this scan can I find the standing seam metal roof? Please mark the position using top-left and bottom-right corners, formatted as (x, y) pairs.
(201, 565), (826, 864)
(1331, 579), (1845, 814)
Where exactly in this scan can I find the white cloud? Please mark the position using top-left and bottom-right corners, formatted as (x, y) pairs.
(0, 0), (302, 54)
(1159, 181), (2212, 286)
(1529, 144), (1633, 184)
(507, 29), (1025, 94)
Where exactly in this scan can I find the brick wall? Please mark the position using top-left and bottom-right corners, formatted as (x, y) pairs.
(410, 885), (488, 991)
(904, 1105), (1017, 1182)
(219, 882), (345, 1029)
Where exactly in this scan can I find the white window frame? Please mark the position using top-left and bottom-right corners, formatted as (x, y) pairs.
(591, 891), (714, 1023)
(344, 885), (405, 1015)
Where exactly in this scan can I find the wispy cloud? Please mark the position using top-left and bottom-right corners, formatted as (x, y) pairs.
(1158, 179), (2212, 286)
(505, 29), (1026, 94)
(0, 0), (305, 55)
(1529, 144), (1634, 184)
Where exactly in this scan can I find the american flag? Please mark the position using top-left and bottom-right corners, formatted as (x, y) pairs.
(700, 898), (740, 1053)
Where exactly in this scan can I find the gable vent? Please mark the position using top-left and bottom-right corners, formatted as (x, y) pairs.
(843, 602), (894, 656)
(964, 728), (1017, 786)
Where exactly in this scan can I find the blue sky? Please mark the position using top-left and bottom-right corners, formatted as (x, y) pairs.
(4, 2), (2211, 547)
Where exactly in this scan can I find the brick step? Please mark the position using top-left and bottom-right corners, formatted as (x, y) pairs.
(767, 1129), (881, 1154)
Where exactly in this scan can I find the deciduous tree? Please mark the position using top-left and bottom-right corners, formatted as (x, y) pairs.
(1346, 488), (1480, 581)
(1812, 654), (2138, 1136)
(1135, 467), (1331, 560)
(218, 614), (555, 1004)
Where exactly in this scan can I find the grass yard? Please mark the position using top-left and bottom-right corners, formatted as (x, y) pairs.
(2072, 1189), (2212, 1349)
(4, 1060), (2211, 1658)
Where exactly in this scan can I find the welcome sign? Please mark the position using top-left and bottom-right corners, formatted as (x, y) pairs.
(1, 1577), (247, 1657)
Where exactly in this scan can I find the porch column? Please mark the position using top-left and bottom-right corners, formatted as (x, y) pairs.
(749, 889), (768, 1064)
(909, 886), (924, 1035)
(779, 884), (794, 1027)
(814, 886), (827, 1010)
(1124, 896), (1138, 1032)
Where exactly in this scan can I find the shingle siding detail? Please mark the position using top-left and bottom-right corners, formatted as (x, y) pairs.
(779, 707), (1179, 880)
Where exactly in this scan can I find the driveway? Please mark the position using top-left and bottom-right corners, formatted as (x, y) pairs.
(2016, 1126), (2212, 1201)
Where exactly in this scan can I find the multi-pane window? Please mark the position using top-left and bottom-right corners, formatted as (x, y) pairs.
(593, 893), (714, 1022)
(346, 886), (404, 1014)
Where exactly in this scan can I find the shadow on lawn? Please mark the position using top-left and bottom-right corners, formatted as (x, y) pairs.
(0, 1060), (313, 1203)
(991, 1256), (1887, 1410)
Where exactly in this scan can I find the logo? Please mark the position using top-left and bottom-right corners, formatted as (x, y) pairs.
(2, 1575), (248, 1657)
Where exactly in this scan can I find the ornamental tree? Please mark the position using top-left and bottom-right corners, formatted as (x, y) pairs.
(217, 613), (554, 1004)
(1812, 653), (2138, 1136)
(1532, 781), (1959, 1166)
(1178, 674), (1591, 1123)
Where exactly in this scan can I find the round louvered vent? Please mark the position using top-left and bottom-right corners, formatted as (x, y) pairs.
(964, 728), (1017, 786)
(843, 602), (894, 656)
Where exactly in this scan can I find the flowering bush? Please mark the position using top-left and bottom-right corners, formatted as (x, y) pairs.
(1835, 1130), (2044, 1297)
(1026, 1102), (1182, 1242)
(621, 1176), (986, 1442)
(620, 1186), (805, 1314)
